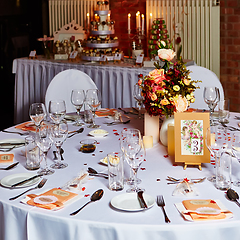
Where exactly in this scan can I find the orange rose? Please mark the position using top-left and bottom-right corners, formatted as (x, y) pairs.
(174, 95), (188, 112)
(149, 69), (165, 84)
(160, 98), (170, 105)
(183, 79), (190, 85)
(138, 79), (142, 85)
(150, 92), (157, 101)
(158, 49), (176, 62)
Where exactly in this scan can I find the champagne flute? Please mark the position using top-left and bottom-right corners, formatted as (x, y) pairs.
(120, 128), (141, 186)
(124, 129), (145, 192)
(50, 121), (68, 169)
(29, 103), (46, 132)
(133, 84), (144, 119)
(206, 125), (227, 182)
(203, 87), (220, 125)
(232, 132), (240, 187)
(71, 89), (85, 126)
(49, 100), (66, 125)
(35, 122), (54, 175)
(85, 89), (101, 128)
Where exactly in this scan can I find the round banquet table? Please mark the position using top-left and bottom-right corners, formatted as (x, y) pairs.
(1, 112), (240, 240)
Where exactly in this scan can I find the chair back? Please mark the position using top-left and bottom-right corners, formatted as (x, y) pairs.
(45, 69), (97, 113)
(187, 65), (224, 109)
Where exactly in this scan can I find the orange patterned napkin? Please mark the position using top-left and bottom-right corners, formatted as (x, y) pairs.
(182, 199), (229, 221)
(15, 122), (36, 132)
(95, 108), (117, 117)
(26, 188), (78, 210)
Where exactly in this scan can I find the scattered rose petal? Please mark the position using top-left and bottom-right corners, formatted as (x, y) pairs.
(82, 187), (86, 191)
(144, 159), (146, 161)
(156, 178), (161, 181)
(84, 194), (90, 197)
(92, 154), (95, 156)
(113, 129), (117, 132)
(99, 150), (103, 152)
(84, 163), (87, 165)
(173, 164), (177, 166)
(184, 178), (189, 182)
(140, 167), (146, 170)
(210, 200), (216, 203)
(164, 154), (168, 158)
(114, 133), (119, 136)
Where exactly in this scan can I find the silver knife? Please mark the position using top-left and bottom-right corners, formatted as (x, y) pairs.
(137, 191), (148, 209)
(0, 142), (25, 146)
(11, 174), (43, 187)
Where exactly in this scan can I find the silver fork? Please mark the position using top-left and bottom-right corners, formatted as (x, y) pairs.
(156, 195), (171, 223)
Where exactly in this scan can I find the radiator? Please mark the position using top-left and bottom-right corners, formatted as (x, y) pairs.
(146, 0), (220, 77)
(48, 0), (98, 36)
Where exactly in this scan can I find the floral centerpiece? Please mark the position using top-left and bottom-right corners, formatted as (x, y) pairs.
(138, 40), (199, 118)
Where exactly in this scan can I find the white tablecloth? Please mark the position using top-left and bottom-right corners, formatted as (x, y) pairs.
(1, 113), (240, 240)
(12, 57), (153, 125)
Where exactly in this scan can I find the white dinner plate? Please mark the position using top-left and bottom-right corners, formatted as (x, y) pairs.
(0, 173), (41, 188)
(0, 139), (25, 149)
(111, 192), (155, 211)
(89, 129), (109, 137)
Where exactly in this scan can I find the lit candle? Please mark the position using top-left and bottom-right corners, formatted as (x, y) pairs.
(95, 13), (98, 21)
(141, 14), (144, 33)
(108, 13), (110, 21)
(138, 11), (141, 30)
(143, 136), (153, 149)
(149, 13), (152, 29)
(87, 13), (90, 29)
(136, 12), (139, 29)
(128, 13), (131, 32)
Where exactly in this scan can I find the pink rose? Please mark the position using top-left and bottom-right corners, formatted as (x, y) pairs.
(174, 95), (188, 112)
(149, 69), (165, 84)
(158, 49), (176, 62)
(183, 78), (190, 85)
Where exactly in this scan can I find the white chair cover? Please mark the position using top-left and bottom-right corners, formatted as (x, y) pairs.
(187, 65), (224, 109)
(45, 69), (97, 113)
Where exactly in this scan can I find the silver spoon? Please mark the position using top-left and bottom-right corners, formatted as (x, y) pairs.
(70, 189), (104, 216)
(227, 189), (240, 207)
(68, 128), (84, 138)
(0, 162), (19, 170)
(88, 167), (108, 177)
(9, 178), (47, 200)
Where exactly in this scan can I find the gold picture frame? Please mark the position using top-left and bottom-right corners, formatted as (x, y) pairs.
(174, 112), (210, 170)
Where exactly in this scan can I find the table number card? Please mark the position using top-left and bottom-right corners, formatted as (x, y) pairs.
(136, 54), (144, 66)
(99, 54), (107, 64)
(174, 112), (210, 170)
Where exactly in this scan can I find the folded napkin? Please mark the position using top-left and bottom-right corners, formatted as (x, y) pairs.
(175, 199), (233, 221)
(26, 188), (78, 210)
(15, 122), (36, 132)
(0, 154), (14, 163)
(95, 108), (117, 117)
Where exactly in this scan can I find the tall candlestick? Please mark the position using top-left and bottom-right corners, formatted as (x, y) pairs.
(128, 13), (131, 33)
(87, 13), (90, 29)
(149, 13), (152, 30)
(141, 14), (144, 34)
(138, 11), (141, 30)
(136, 12), (139, 29)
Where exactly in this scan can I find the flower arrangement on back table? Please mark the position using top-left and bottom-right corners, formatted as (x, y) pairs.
(138, 40), (199, 117)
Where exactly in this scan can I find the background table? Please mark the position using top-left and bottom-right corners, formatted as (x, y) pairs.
(1, 113), (240, 240)
(12, 57), (153, 124)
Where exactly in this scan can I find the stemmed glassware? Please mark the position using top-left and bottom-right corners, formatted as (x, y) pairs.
(85, 89), (101, 128)
(50, 120), (68, 169)
(231, 132), (240, 187)
(49, 100), (66, 125)
(206, 125), (227, 182)
(133, 84), (144, 119)
(71, 89), (85, 126)
(203, 87), (220, 125)
(122, 128), (145, 192)
(29, 103), (47, 132)
(35, 122), (54, 175)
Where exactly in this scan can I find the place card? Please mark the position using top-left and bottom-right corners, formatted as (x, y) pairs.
(0, 154), (14, 163)
(29, 50), (37, 59)
(174, 112), (210, 170)
(136, 54), (144, 64)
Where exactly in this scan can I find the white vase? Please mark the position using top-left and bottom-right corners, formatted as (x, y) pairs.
(160, 115), (174, 146)
(144, 113), (159, 144)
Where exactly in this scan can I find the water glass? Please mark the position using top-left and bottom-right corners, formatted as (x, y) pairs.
(218, 99), (230, 124)
(108, 152), (124, 191)
(25, 136), (40, 170)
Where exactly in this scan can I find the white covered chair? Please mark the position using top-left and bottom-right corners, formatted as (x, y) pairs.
(187, 65), (224, 109)
(45, 69), (97, 113)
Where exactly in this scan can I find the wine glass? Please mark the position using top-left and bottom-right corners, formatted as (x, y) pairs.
(231, 132), (240, 187)
(49, 100), (66, 125)
(203, 87), (220, 125)
(133, 84), (144, 119)
(206, 125), (227, 182)
(29, 103), (46, 132)
(50, 121), (68, 169)
(71, 89), (85, 126)
(85, 89), (101, 128)
(35, 122), (54, 175)
(124, 129), (145, 192)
